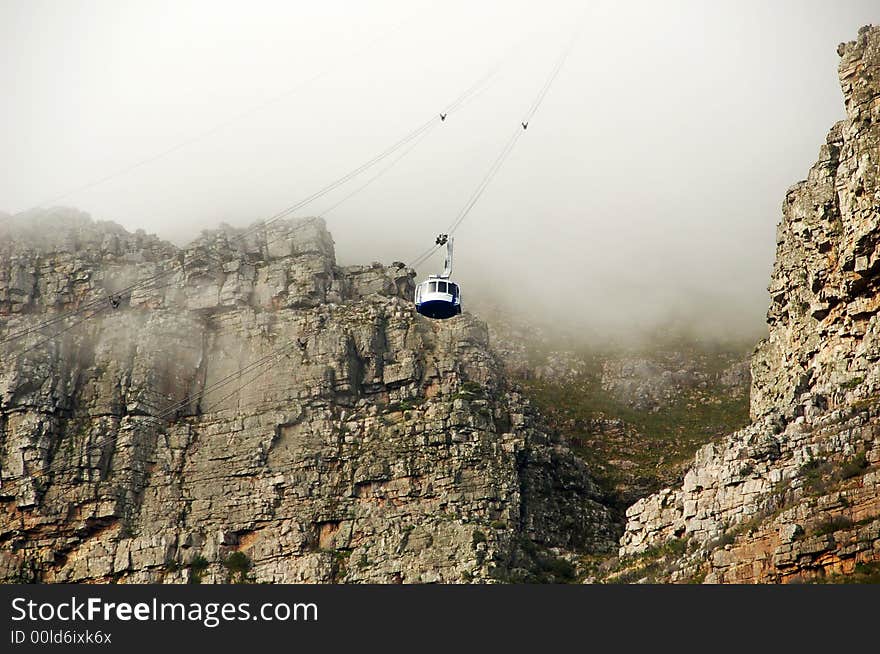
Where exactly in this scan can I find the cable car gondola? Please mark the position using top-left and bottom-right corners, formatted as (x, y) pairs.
(414, 235), (461, 319)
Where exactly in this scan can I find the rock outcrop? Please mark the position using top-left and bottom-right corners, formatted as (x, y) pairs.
(616, 26), (880, 583)
(0, 209), (616, 583)
(750, 31), (880, 423)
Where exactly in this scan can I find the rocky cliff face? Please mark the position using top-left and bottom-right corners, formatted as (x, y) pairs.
(0, 209), (616, 583)
(615, 26), (880, 583)
(751, 27), (880, 424)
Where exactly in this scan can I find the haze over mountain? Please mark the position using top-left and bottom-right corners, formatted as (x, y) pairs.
(2, 0), (878, 340)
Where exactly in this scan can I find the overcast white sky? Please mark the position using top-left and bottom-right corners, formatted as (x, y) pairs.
(1, 1), (877, 340)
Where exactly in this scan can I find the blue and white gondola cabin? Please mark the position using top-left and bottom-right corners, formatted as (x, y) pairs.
(414, 236), (461, 319)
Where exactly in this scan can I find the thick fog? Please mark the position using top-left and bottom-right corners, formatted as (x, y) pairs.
(2, 0), (877, 341)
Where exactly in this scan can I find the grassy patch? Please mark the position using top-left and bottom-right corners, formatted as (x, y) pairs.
(323, 549), (352, 580)
(800, 451), (872, 496)
(602, 537), (691, 583)
(221, 551), (252, 584)
(521, 348), (751, 511)
(812, 515), (854, 536)
(491, 537), (580, 584)
(187, 555), (210, 584)
(840, 452), (869, 479)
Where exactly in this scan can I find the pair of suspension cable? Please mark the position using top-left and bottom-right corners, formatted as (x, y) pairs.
(0, 63), (498, 356)
(1, 18), (560, 353)
(408, 31), (578, 270)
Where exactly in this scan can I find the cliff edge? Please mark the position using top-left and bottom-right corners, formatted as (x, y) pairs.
(0, 209), (616, 583)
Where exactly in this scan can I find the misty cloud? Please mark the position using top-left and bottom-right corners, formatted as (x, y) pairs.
(2, 0), (877, 341)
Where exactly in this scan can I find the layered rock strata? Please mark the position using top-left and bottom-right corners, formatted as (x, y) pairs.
(0, 210), (615, 583)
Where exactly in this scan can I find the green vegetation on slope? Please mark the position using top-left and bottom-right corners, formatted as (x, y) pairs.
(519, 344), (752, 513)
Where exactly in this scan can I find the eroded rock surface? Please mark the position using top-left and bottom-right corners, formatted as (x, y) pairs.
(0, 211), (615, 583)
